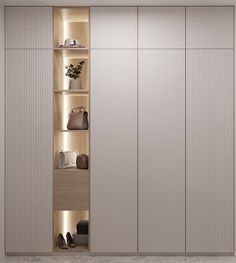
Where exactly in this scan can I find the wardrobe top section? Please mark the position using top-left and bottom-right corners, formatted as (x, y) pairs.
(5, 6), (234, 49)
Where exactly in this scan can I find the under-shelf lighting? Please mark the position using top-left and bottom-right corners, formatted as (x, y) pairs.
(63, 55), (69, 150)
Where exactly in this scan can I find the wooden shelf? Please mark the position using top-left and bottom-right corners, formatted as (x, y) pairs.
(54, 129), (89, 132)
(54, 47), (89, 51)
(54, 168), (89, 176)
(54, 245), (89, 254)
(54, 90), (89, 96)
(54, 48), (89, 59)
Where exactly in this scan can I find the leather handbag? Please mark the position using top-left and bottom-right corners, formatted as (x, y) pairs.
(58, 151), (77, 169)
(76, 154), (89, 169)
(67, 107), (89, 130)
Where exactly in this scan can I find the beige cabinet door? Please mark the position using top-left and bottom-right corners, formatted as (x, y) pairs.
(138, 50), (185, 253)
(90, 50), (137, 253)
(5, 7), (53, 254)
(91, 7), (137, 49)
(6, 7), (52, 49)
(186, 50), (233, 253)
(6, 50), (53, 253)
(138, 7), (185, 49)
(186, 7), (233, 48)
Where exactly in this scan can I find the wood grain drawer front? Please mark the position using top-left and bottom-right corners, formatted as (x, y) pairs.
(54, 171), (89, 211)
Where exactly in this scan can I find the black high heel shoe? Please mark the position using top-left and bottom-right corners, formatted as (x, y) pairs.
(66, 232), (76, 248)
(57, 233), (68, 249)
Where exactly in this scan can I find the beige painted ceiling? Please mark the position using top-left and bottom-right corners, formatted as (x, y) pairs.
(1, 0), (236, 6)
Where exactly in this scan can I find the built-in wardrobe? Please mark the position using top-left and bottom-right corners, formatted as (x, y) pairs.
(5, 6), (234, 255)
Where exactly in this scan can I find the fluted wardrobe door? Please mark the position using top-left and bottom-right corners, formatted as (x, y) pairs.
(186, 7), (234, 253)
(90, 7), (137, 253)
(5, 7), (52, 254)
(138, 7), (185, 253)
(90, 50), (137, 253)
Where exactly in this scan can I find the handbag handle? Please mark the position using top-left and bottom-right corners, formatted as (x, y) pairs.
(71, 106), (85, 113)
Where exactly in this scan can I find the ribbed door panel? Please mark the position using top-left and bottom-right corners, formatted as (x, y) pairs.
(90, 7), (137, 49)
(6, 7), (52, 49)
(186, 50), (233, 253)
(138, 50), (185, 253)
(186, 7), (233, 49)
(90, 50), (137, 253)
(6, 50), (53, 253)
(138, 7), (185, 49)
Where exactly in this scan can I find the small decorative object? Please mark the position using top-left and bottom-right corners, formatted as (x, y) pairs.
(58, 151), (77, 169)
(59, 39), (85, 48)
(67, 106), (89, 130)
(64, 38), (80, 47)
(76, 154), (89, 169)
(65, 61), (85, 90)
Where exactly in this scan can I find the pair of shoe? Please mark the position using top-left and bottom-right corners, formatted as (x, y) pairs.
(58, 232), (76, 249)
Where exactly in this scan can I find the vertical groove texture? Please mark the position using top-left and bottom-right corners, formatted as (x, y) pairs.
(90, 50), (137, 253)
(186, 7), (233, 49)
(6, 50), (53, 253)
(6, 7), (52, 49)
(5, 7), (53, 253)
(138, 7), (185, 49)
(138, 50), (185, 253)
(186, 50), (234, 253)
(90, 7), (137, 49)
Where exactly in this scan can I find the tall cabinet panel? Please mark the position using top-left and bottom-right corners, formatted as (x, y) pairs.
(90, 7), (137, 253)
(138, 7), (185, 253)
(5, 7), (53, 253)
(90, 50), (137, 253)
(186, 50), (234, 253)
(186, 7), (234, 253)
(138, 50), (185, 253)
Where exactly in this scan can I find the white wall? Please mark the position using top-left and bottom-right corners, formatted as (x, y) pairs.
(0, 1), (4, 259)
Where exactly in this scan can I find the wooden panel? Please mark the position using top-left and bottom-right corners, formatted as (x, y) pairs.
(6, 50), (53, 253)
(90, 50), (137, 253)
(186, 7), (233, 49)
(91, 7), (137, 49)
(186, 50), (233, 253)
(54, 170), (89, 210)
(138, 7), (185, 49)
(138, 50), (185, 253)
(6, 7), (52, 49)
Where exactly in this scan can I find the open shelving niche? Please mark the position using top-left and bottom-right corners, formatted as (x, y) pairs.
(53, 7), (90, 253)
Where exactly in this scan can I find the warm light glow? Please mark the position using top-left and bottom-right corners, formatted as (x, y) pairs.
(63, 20), (69, 41)
(62, 211), (69, 237)
(63, 55), (69, 150)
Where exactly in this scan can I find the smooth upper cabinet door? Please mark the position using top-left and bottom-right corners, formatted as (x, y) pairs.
(139, 50), (185, 253)
(139, 7), (185, 48)
(6, 7), (52, 49)
(6, 50), (53, 253)
(186, 7), (233, 48)
(186, 50), (233, 253)
(90, 50), (137, 253)
(91, 7), (137, 48)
